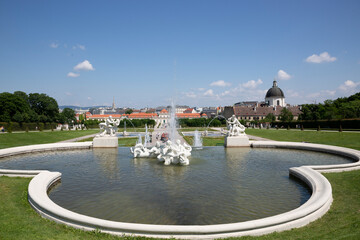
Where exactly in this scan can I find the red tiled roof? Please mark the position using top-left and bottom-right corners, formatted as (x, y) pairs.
(160, 109), (168, 113)
(129, 113), (157, 118)
(176, 113), (201, 118)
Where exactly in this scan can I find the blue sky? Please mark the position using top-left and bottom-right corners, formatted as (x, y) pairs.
(1, 0), (359, 108)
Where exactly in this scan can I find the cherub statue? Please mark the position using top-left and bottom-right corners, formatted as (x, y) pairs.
(98, 116), (120, 137)
(226, 115), (246, 136)
(130, 142), (151, 157)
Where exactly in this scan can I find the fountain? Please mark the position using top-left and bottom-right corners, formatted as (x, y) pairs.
(123, 120), (129, 136)
(193, 129), (203, 149)
(130, 100), (192, 165)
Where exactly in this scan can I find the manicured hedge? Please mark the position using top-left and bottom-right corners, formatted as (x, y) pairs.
(0, 122), (58, 132)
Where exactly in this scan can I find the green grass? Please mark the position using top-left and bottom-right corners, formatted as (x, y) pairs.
(179, 127), (219, 132)
(117, 137), (138, 147)
(0, 130), (99, 149)
(183, 135), (225, 146)
(117, 128), (153, 133)
(246, 129), (360, 150)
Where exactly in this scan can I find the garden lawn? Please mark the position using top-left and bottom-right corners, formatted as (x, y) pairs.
(0, 130), (99, 149)
(246, 129), (360, 150)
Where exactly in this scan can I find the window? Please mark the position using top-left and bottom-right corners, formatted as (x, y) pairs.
(277, 100), (280, 106)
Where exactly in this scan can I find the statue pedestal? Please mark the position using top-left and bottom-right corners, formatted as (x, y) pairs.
(93, 136), (118, 148)
(224, 135), (250, 147)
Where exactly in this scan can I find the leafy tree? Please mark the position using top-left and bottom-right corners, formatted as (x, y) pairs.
(12, 112), (24, 123)
(264, 113), (276, 122)
(60, 108), (76, 125)
(299, 92), (360, 120)
(0, 92), (29, 122)
(279, 108), (294, 122)
(28, 93), (59, 122)
(125, 109), (133, 114)
(14, 91), (29, 103)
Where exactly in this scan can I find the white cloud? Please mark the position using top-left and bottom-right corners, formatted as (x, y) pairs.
(286, 89), (300, 98)
(184, 92), (197, 98)
(87, 97), (92, 100)
(73, 44), (86, 50)
(339, 80), (360, 93)
(277, 70), (291, 80)
(65, 92), (72, 96)
(210, 80), (231, 87)
(203, 89), (214, 96)
(305, 52), (337, 63)
(198, 88), (205, 91)
(67, 72), (80, 78)
(50, 42), (59, 48)
(73, 60), (94, 71)
(220, 90), (230, 96)
(242, 79), (263, 89)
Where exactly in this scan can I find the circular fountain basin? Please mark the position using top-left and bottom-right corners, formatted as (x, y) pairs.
(1, 141), (360, 239)
(0, 146), (352, 224)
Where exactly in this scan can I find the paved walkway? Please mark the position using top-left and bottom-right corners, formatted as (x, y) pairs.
(58, 133), (98, 143)
(246, 134), (271, 141)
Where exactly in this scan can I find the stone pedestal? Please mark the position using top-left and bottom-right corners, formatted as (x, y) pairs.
(93, 136), (118, 148)
(224, 135), (250, 147)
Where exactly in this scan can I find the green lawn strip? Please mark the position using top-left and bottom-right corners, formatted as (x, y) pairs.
(0, 130), (99, 149)
(118, 137), (138, 147)
(180, 127), (220, 132)
(117, 128), (153, 133)
(183, 135), (225, 146)
(246, 129), (360, 150)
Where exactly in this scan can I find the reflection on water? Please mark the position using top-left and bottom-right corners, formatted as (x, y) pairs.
(0, 147), (353, 225)
(93, 148), (119, 179)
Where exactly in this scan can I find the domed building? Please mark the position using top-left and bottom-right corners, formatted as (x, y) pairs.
(265, 80), (286, 107)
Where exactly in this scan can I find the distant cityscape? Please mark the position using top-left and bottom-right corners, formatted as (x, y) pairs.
(65, 81), (301, 124)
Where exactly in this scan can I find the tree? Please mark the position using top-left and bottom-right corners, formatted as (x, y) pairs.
(264, 113), (276, 122)
(125, 109), (133, 114)
(0, 92), (29, 122)
(60, 108), (76, 125)
(279, 108), (294, 122)
(28, 93), (59, 122)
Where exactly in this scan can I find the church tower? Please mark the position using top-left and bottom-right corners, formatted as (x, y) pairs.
(111, 97), (116, 111)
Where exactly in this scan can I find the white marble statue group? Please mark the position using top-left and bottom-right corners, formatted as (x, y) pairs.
(131, 140), (192, 166)
(226, 115), (246, 136)
(97, 116), (120, 137)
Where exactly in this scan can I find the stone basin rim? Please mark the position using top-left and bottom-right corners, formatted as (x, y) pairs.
(1, 141), (359, 239)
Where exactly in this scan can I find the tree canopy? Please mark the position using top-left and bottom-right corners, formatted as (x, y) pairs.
(0, 91), (61, 123)
(299, 92), (360, 120)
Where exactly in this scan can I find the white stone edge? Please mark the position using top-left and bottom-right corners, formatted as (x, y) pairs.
(0, 142), (92, 177)
(1, 141), (359, 239)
